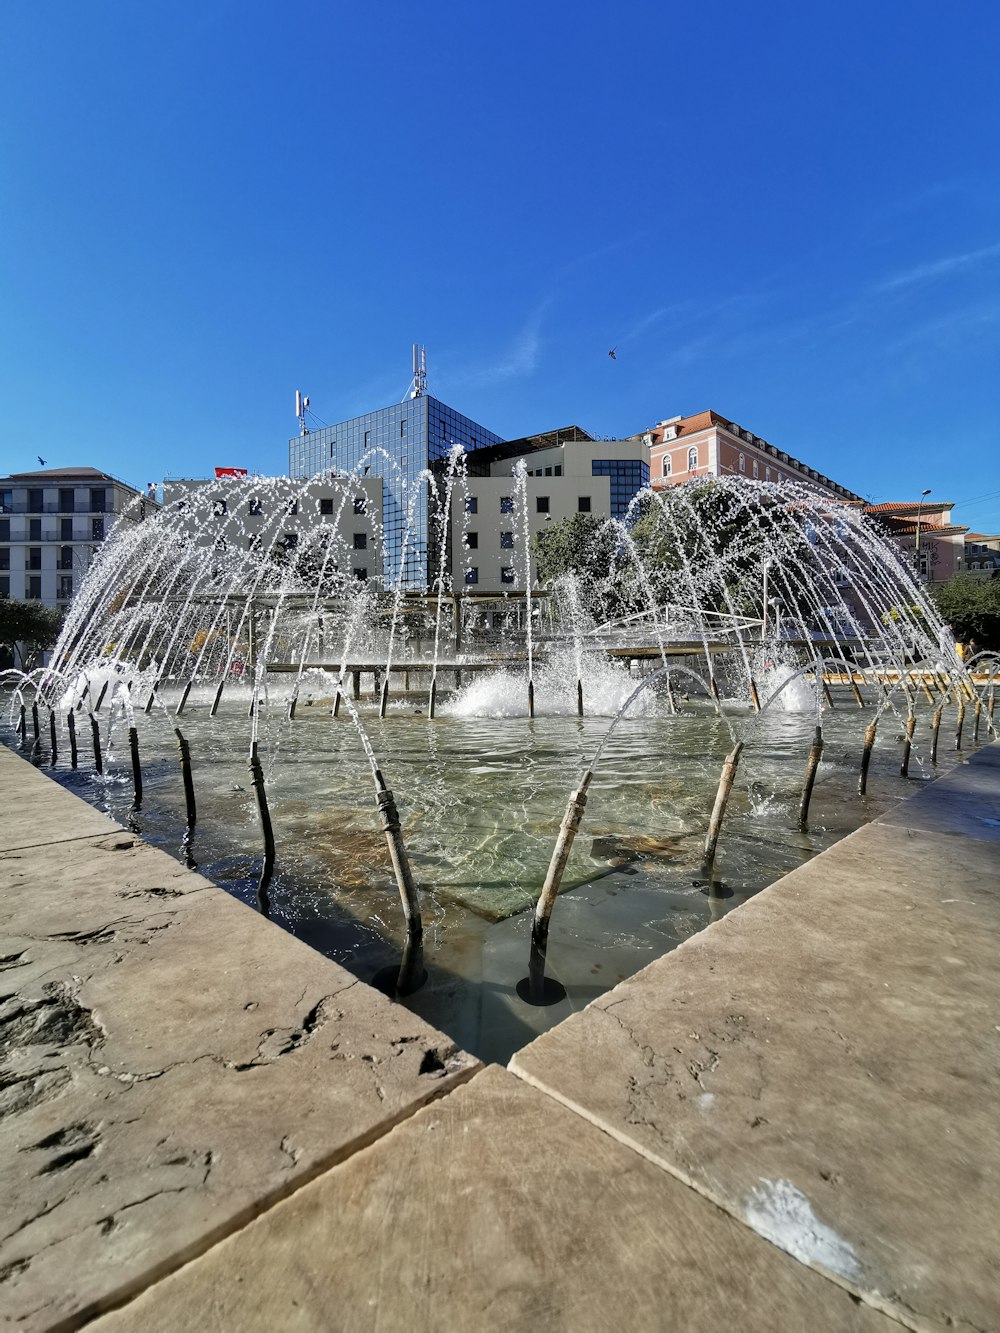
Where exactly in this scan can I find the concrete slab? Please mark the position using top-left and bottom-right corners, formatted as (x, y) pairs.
(0, 743), (123, 851)
(0, 815), (478, 1329)
(88, 1065), (895, 1333)
(879, 748), (1000, 842)
(511, 810), (1000, 1332)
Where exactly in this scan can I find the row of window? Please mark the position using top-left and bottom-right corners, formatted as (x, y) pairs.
(463, 567), (517, 585)
(525, 465), (563, 477)
(0, 575), (73, 599)
(201, 496), (369, 518)
(0, 546), (83, 571)
(0, 487), (108, 513)
(465, 495), (592, 515)
(0, 518), (102, 541)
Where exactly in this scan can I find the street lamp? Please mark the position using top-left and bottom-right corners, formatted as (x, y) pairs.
(915, 488), (931, 580)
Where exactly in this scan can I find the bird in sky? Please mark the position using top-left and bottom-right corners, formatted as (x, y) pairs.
(37, 456), (47, 465)
(608, 347), (617, 360)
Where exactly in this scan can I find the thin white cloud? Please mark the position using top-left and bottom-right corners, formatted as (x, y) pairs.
(446, 301), (548, 390)
(875, 240), (1000, 293)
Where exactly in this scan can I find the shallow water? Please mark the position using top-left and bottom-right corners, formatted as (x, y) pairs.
(1, 679), (969, 1063)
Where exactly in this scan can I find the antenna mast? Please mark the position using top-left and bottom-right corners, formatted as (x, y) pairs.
(295, 390), (310, 436)
(404, 344), (428, 400)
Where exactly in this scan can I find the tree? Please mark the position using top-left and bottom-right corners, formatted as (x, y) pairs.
(533, 514), (635, 623)
(0, 599), (64, 670)
(931, 574), (1000, 650)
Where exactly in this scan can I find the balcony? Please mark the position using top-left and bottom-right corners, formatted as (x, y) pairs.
(0, 501), (108, 515)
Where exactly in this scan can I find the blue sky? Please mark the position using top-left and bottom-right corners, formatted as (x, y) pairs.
(2, 2), (999, 532)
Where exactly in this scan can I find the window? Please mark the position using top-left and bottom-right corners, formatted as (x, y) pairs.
(282, 532), (299, 550)
(554, 465), (563, 477)
(500, 530), (514, 548)
(59, 575), (73, 600)
(320, 497), (334, 516)
(578, 496), (591, 512)
(0, 490), (12, 513)
(29, 518), (41, 541)
(248, 498), (262, 516)
(466, 496), (478, 514)
(0, 550), (8, 570)
(0, 576), (8, 598)
(60, 517), (73, 540)
(213, 498), (228, 516)
(536, 496), (550, 514)
(662, 456), (672, 477)
(0, 520), (7, 541)
(353, 496), (366, 514)
(284, 498), (298, 516)
(214, 536), (227, 551)
(27, 488), (43, 512)
(739, 453), (746, 473)
(363, 430), (371, 449)
(353, 532), (367, 549)
(464, 567), (479, 585)
(501, 566), (515, 585)
(465, 531), (478, 549)
(544, 467), (552, 477)
(59, 488), (75, 512)
(28, 547), (42, 571)
(687, 447), (698, 471)
(90, 488), (107, 512)
(59, 546), (73, 570)
(753, 459), (759, 478)
(353, 566), (368, 580)
(400, 419), (406, 437)
(248, 534), (261, 551)
(28, 576), (41, 599)
(765, 466), (772, 482)
(500, 496), (513, 513)
(92, 517), (105, 541)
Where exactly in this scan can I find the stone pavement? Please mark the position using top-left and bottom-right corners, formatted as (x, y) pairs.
(1, 741), (998, 1330)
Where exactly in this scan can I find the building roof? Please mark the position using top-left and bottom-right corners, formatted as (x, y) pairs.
(966, 532), (1000, 542)
(467, 425), (596, 468)
(863, 500), (955, 514)
(0, 466), (142, 491)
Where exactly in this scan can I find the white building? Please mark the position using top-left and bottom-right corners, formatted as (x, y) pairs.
(0, 466), (151, 608)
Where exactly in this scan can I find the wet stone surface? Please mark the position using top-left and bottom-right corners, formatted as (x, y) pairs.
(0, 773), (478, 1331)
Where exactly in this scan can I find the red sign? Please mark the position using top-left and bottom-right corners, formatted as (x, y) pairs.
(214, 467), (248, 478)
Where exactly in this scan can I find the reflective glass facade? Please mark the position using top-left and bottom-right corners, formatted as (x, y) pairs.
(591, 459), (650, 518)
(288, 395), (503, 589)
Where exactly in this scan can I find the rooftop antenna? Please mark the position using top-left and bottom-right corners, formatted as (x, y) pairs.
(404, 344), (427, 401)
(295, 390), (310, 436)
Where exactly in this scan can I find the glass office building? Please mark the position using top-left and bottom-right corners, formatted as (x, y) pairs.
(288, 395), (503, 590)
(591, 458), (650, 518)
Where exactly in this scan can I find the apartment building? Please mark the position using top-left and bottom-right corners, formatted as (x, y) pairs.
(964, 533), (1000, 576)
(0, 466), (150, 607)
(450, 427), (649, 593)
(862, 501), (968, 584)
(644, 411), (863, 503)
(162, 475), (384, 585)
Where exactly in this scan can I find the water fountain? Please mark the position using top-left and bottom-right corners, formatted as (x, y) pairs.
(3, 470), (996, 1062)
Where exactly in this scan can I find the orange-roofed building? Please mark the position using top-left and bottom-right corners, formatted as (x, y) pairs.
(861, 501), (968, 584)
(641, 411), (863, 504)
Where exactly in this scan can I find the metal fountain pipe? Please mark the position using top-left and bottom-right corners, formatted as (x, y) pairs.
(900, 712), (917, 778)
(701, 741), (745, 878)
(930, 704), (943, 766)
(66, 709), (78, 769)
(798, 725), (824, 829)
(821, 676), (835, 709)
(248, 740), (275, 915)
(973, 697), (982, 744)
(372, 768), (426, 996)
(521, 769), (593, 1005)
(177, 678), (194, 716)
(94, 680), (109, 712)
(955, 698), (966, 751)
(128, 726), (143, 810)
(89, 713), (103, 774)
(17, 703), (27, 748)
(858, 715), (879, 796)
(210, 679), (226, 717)
(577, 678), (584, 717)
(48, 708), (57, 766)
(31, 701), (40, 746)
(174, 727), (197, 829)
